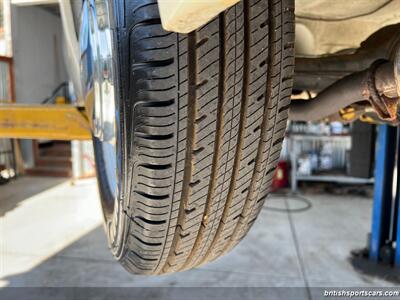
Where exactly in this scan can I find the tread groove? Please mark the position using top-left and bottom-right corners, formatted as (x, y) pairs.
(161, 31), (198, 273)
(181, 13), (227, 270)
(200, 0), (251, 264)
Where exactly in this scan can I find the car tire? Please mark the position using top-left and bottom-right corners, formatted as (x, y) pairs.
(93, 0), (295, 275)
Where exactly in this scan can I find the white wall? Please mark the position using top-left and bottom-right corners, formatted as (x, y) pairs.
(12, 5), (67, 104)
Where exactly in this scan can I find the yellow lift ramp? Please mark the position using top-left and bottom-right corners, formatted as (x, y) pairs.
(0, 104), (91, 141)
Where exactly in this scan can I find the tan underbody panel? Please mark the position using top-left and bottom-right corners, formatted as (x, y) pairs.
(295, 0), (400, 56)
(158, 0), (240, 33)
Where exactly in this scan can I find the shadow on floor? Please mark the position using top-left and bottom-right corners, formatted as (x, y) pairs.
(0, 225), (312, 300)
(0, 176), (66, 217)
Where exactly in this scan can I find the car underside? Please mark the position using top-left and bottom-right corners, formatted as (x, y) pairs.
(291, 0), (400, 125)
(143, 0), (400, 125)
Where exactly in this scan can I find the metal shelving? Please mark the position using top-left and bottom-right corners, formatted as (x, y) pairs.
(288, 134), (374, 192)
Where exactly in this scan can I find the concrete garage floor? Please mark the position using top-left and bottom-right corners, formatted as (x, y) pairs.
(0, 176), (397, 299)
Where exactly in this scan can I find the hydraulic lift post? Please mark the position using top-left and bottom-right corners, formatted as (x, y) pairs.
(369, 124), (397, 263)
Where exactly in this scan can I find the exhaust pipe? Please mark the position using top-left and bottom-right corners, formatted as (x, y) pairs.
(289, 60), (400, 123)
